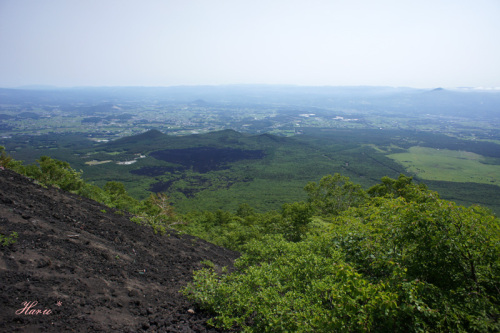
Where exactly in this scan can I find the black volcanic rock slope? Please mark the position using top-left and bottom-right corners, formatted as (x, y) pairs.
(0, 168), (239, 332)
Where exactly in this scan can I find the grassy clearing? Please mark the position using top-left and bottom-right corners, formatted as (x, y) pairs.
(85, 160), (112, 166)
(388, 146), (500, 186)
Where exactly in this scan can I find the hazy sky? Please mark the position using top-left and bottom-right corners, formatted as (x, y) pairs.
(1, 0), (499, 88)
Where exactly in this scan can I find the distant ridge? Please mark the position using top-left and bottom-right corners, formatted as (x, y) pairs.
(254, 132), (285, 143)
(200, 129), (245, 139)
(136, 129), (166, 139)
(190, 99), (209, 106)
(16, 85), (60, 90)
(109, 129), (167, 145)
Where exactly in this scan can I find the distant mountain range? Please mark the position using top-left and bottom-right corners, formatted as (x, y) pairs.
(1, 85), (500, 120)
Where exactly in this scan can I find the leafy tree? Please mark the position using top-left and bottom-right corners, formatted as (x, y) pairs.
(103, 181), (141, 212)
(134, 193), (182, 234)
(103, 181), (128, 197)
(236, 203), (255, 218)
(76, 183), (109, 204)
(304, 173), (367, 216)
(326, 193), (500, 331)
(0, 146), (21, 169)
(280, 201), (312, 242)
(367, 174), (434, 202)
(22, 156), (85, 192)
(142, 193), (176, 221)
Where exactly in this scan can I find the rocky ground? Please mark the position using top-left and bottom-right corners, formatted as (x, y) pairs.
(0, 168), (240, 332)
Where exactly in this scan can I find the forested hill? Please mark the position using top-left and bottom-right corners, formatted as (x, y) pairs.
(76, 128), (500, 214)
(0, 168), (239, 332)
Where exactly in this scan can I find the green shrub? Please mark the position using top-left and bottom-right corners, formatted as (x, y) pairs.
(0, 231), (18, 246)
(304, 173), (367, 216)
(0, 146), (26, 172)
(24, 156), (85, 192)
(183, 177), (500, 332)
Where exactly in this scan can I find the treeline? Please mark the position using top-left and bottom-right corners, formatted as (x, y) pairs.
(302, 128), (500, 159)
(1, 147), (499, 332)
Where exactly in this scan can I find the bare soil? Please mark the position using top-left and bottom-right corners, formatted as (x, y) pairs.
(0, 168), (240, 332)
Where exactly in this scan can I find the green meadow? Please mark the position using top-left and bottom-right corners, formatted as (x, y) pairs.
(388, 146), (500, 186)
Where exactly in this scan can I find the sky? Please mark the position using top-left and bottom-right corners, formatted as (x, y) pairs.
(0, 0), (499, 89)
